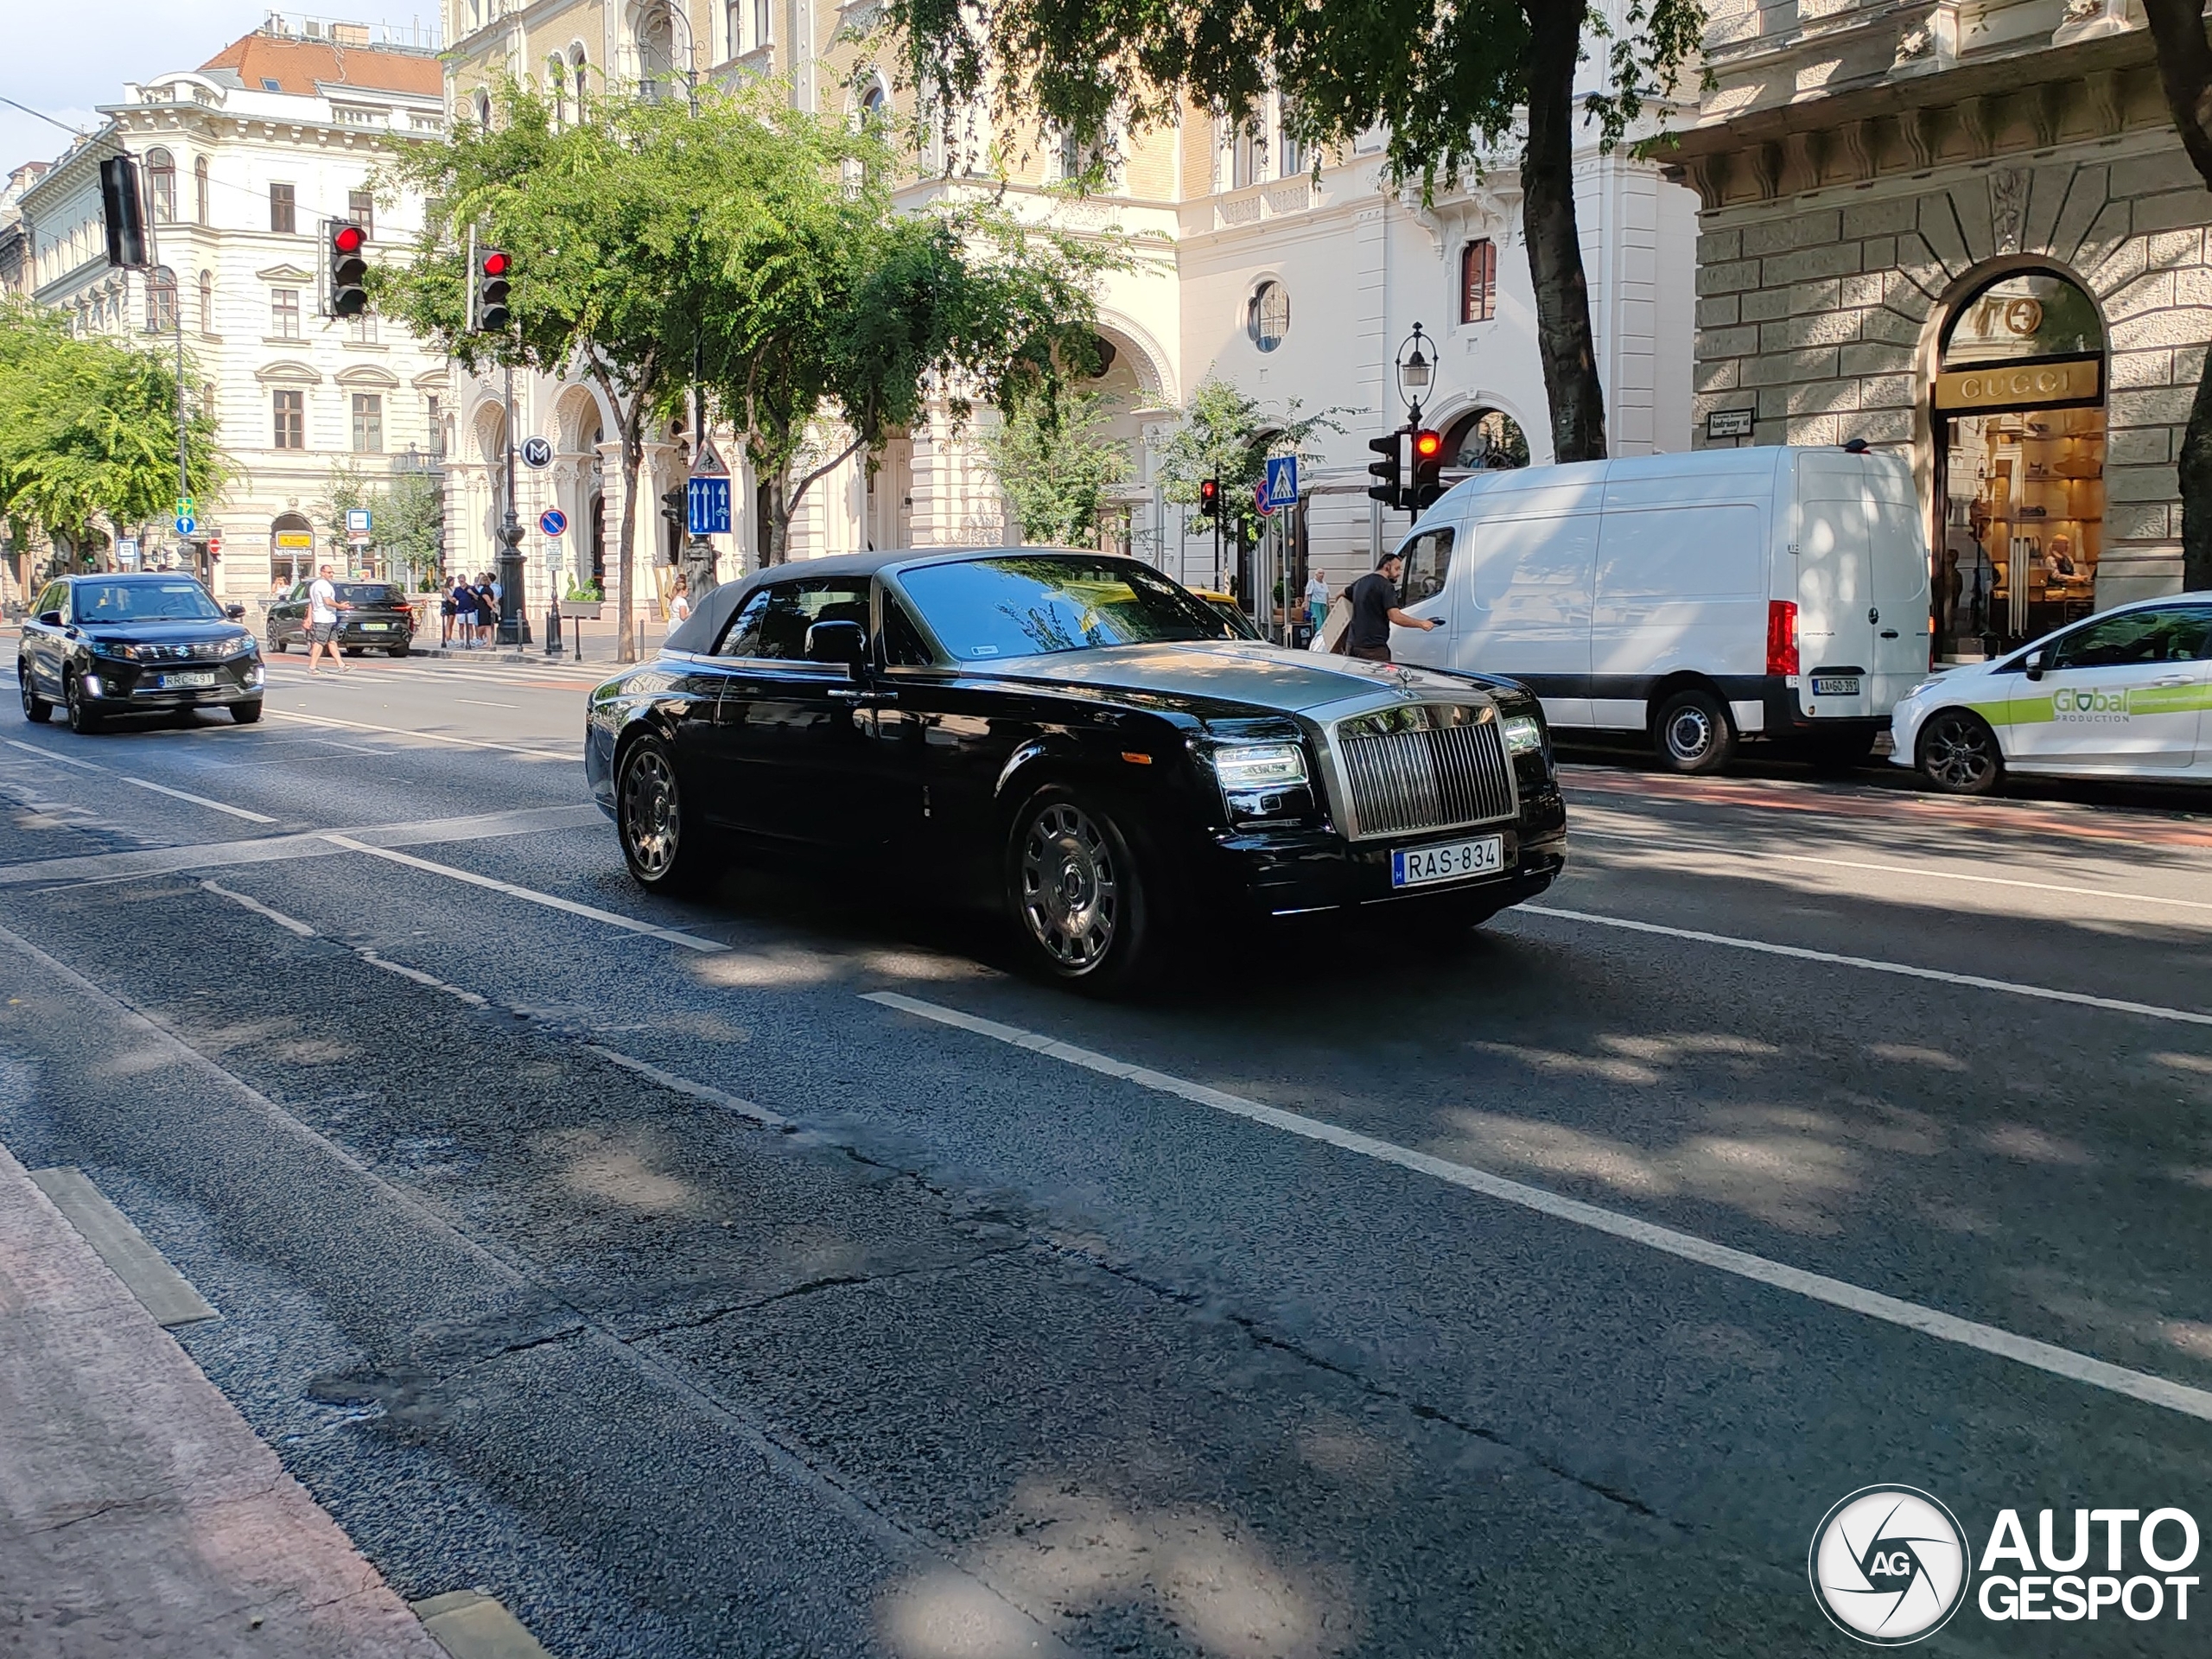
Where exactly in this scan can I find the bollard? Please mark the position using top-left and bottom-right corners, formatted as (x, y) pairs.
(546, 601), (563, 655)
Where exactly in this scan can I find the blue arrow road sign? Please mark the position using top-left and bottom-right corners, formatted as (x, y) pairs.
(688, 476), (731, 537)
(1263, 455), (1300, 509)
(538, 507), (568, 537)
(175, 514), (196, 537)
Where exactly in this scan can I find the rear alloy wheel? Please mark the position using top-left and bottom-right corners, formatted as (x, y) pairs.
(268, 630), (287, 654)
(64, 672), (101, 734)
(617, 734), (713, 893)
(19, 667), (50, 725)
(1917, 709), (2002, 796)
(1007, 785), (1153, 993)
(1654, 688), (1735, 774)
(231, 701), (263, 725)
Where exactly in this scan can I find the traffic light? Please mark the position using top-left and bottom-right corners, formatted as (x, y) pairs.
(1411, 427), (1446, 508)
(659, 484), (686, 545)
(1367, 429), (1405, 509)
(327, 220), (368, 318)
(1197, 478), (1221, 519)
(473, 248), (512, 333)
(99, 155), (146, 269)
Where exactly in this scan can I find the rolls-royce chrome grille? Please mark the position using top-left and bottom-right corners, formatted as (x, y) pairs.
(1331, 703), (1515, 839)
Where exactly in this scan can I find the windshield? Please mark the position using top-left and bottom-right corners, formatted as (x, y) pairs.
(71, 581), (223, 623)
(898, 556), (1238, 662)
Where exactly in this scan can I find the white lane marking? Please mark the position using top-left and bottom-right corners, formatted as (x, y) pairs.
(124, 776), (276, 824)
(1520, 904), (2212, 1028)
(4, 738), (107, 773)
(357, 947), (488, 1007)
(587, 1046), (792, 1129)
(319, 834), (727, 953)
(863, 989), (2212, 1425)
(267, 709), (567, 761)
(451, 698), (518, 709)
(200, 880), (315, 937)
(1575, 827), (2212, 919)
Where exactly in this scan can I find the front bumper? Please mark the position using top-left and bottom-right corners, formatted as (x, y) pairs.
(81, 660), (263, 707)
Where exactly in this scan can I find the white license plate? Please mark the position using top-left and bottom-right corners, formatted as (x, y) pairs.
(162, 671), (217, 689)
(361, 621), (391, 630)
(1811, 675), (1861, 696)
(1391, 835), (1504, 889)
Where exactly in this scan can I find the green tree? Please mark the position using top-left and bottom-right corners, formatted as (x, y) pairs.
(979, 390), (1132, 544)
(887, 0), (1705, 464)
(1154, 378), (1342, 549)
(310, 461), (443, 585)
(0, 300), (222, 575)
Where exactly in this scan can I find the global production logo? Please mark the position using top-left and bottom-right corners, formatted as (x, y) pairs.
(1809, 1486), (1970, 1646)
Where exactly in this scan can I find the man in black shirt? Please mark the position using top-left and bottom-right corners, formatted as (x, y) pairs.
(1344, 550), (1442, 662)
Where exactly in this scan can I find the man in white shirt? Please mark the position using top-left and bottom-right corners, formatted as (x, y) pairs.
(305, 563), (347, 677)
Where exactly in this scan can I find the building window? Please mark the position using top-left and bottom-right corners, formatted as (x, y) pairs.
(194, 156), (208, 224)
(273, 389), (305, 449)
(427, 393), (445, 455)
(1279, 129), (1305, 179)
(270, 181), (296, 233)
(1247, 279), (1289, 353)
(347, 189), (374, 241)
(346, 308), (378, 344)
(472, 89), (492, 128)
(753, 0), (771, 48)
(351, 393), (383, 453)
(197, 270), (213, 333)
(147, 149), (175, 222)
(270, 287), (300, 338)
(1460, 238), (1497, 325)
(145, 266), (177, 333)
(1231, 123), (1261, 189)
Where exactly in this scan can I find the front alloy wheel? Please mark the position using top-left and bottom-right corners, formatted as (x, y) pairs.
(617, 735), (709, 893)
(1918, 709), (2002, 796)
(19, 667), (50, 725)
(64, 673), (101, 734)
(1007, 787), (1153, 992)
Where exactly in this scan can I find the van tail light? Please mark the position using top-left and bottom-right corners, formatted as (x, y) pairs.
(1766, 600), (1800, 677)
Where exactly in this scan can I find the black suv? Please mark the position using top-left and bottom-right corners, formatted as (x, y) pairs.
(267, 580), (416, 657)
(19, 574), (262, 733)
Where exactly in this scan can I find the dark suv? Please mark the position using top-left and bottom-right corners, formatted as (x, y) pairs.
(267, 580), (415, 657)
(19, 574), (262, 733)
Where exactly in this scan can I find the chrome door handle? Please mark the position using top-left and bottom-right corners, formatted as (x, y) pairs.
(829, 689), (896, 703)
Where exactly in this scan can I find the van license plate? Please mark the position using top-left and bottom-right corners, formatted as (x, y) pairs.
(1392, 836), (1504, 889)
(1812, 675), (1861, 696)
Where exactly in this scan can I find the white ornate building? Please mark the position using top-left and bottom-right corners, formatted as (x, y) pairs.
(14, 16), (448, 600)
(439, 0), (1695, 617)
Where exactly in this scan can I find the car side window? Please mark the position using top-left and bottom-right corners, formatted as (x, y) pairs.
(1398, 528), (1454, 606)
(2048, 607), (2212, 670)
(882, 595), (935, 667)
(715, 588), (774, 658)
(715, 580), (872, 659)
(35, 583), (62, 618)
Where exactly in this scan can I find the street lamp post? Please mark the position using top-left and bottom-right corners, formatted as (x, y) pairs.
(497, 359), (525, 645)
(1394, 322), (1433, 427)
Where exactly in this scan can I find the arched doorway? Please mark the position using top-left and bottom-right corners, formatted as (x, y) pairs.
(270, 512), (315, 588)
(1932, 268), (2107, 659)
(1444, 407), (1530, 472)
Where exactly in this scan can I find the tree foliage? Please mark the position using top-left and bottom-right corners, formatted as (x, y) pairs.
(1154, 378), (1342, 546)
(978, 391), (1131, 544)
(312, 461), (444, 586)
(0, 300), (222, 571)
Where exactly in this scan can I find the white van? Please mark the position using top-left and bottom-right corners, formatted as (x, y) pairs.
(1389, 446), (1931, 772)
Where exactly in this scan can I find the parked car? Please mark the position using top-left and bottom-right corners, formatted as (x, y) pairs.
(586, 550), (1567, 990)
(266, 580), (415, 657)
(1391, 445), (1932, 772)
(18, 574), (263, 733)
(1893, 594), (2212, 794)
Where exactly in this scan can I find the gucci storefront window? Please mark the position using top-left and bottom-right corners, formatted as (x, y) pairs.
(1933, 270), (2107, 660)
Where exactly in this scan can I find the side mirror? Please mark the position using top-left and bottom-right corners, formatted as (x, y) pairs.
(804, 620), (868, 673)
(2023, 649), (2044, 682)
(224, 603), (246, 620)
(35, 610), (61, 627)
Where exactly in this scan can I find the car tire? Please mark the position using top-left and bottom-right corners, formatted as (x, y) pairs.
(231, 701), (263, 725)
(19, 667), (50, 725)
(389, 646), (410, 658)
(1916, 708), (2003, 796)
(64, 672), (101, 735)
(343, 646), (364, 658)
(1004, 784), (1156, 994)
(1804, 728), (1877, 774)
(616, 734), (715, 894)
(269, 631), (287, 654)
(1653, 688), (1735, 774)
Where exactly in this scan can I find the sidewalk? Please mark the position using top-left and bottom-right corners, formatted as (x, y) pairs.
(0, 1138), (448, 1658)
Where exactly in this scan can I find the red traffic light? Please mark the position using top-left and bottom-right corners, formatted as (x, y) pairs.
(1197, 478), (1221, 516)
(1413, 429), (1444, 461)
(481, 250), (511, 276)
(331, 222), (365, 255)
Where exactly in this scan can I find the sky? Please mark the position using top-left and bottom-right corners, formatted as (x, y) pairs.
(1, 2), (438, 181)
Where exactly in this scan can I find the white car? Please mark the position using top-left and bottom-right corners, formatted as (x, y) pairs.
(1891, 594), (2212, 794)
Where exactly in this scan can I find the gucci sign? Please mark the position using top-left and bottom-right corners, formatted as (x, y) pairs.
(1933, 355), (2102, 413)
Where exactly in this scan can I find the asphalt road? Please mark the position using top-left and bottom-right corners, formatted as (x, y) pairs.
(2, 650), (2209, 1657)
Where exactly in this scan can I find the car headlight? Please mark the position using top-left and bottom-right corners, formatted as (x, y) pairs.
(1501, 713), (1544, 755)
(225, 635), (257, 658)
(1904, 677), (1943, 701)
(89, 639), (137, 661)
(1209, 741), (1309, 790)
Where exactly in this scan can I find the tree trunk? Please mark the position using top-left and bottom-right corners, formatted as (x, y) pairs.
(755, 475), (791, 568)
(614, 434), (641, 664)
(1518, 0), (1607, 465)
(2143, 0), (2212, 588)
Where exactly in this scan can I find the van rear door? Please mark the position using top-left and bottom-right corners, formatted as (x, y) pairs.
(1795, 454), (1880, 722)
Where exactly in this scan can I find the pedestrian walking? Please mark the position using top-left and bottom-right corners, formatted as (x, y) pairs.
(1300, 567), (1329, 649)
(304, 563), (348, 676)
(1341, 549), (1440, 664)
